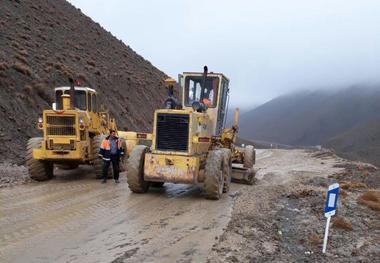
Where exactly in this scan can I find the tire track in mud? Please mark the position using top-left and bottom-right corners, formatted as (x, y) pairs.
(0, 164), (235, 263)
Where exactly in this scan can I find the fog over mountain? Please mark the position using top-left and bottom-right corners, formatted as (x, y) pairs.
(239, 85), (380, 166)
(68, 0), (380, 107)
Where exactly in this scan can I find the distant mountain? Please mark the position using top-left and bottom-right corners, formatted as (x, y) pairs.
(239, 86), (380, 166)
(326, 120), (380, 165)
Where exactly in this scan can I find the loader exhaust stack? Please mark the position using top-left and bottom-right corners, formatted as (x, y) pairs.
(69, 77), (75, 109)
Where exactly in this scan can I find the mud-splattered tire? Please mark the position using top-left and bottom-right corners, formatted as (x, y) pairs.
(119, 139), (128, 172)
(204, 150), (225, 200)
(245, 168), (256, 185)
(221, 149), (232, 193)
(26, 137), (53, 181)
(126, 145), (150, 193)
(151, 182), (165, 188)
(92, 135), (107, 179)
(244, 145), (256, 168)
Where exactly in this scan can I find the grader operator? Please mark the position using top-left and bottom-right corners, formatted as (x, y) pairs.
(126, 67), (256, 200)
(26, 79), (133, 181)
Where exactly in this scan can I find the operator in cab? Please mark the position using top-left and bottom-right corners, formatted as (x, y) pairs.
(98, 129), (124, 184)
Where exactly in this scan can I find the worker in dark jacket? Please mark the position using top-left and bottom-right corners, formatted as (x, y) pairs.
(99, 129), (124, 183)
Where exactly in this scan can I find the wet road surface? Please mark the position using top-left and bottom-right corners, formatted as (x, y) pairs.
(0, 164), (237, 263)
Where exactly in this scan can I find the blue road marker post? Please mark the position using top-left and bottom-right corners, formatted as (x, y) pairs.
(322, 183), (340, 254)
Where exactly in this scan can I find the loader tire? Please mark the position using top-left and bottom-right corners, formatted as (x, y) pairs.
(221, 149), (232, 193)
(126, 145), (150, 193)
(244, 145), (256, 168)
(26, 137), (53, 181)
(92, 135), (108, 179)
(119, 139), (128, 172)
(204, 150), (225, 200)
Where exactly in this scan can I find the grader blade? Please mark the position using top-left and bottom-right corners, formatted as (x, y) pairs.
(231, 163), (257, 185)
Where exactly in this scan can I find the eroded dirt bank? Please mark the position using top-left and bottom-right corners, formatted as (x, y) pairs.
(209, 150), (380, 262)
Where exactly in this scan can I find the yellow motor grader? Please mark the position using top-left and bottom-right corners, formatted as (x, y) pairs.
(126, 67), (256, 199)
(26, 79), (143, 181)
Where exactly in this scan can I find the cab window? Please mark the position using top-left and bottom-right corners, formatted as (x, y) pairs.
(87, 93), (92, 111)
(55, 90), (87, 110)
(184, 76), (219, 108)
(74, 90), (87, 110)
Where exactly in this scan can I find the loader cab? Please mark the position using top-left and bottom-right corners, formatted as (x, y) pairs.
(180, 72), (230, 135)
(54, 87), (97, 112)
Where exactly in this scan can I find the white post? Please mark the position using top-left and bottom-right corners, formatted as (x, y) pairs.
(322, 216), (331, 253)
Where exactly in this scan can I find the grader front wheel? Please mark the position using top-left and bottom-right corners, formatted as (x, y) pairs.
(26, 137), (53, 181)
(126, 145), (150, 193)
(244, 145), (256, 168)
(221, 149), (232, 193)
(204, 150), (225, 200)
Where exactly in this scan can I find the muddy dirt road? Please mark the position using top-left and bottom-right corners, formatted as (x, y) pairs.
(1, 152), (276, 263)
(0, 170), (234, 263)
(1, 149), (377, 263)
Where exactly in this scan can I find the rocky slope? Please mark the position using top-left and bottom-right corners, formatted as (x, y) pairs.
(0, 0), (168, 164)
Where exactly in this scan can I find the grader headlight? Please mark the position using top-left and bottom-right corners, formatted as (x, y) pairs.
(79, 118), (85, 130)
(37, 117), (43, 129)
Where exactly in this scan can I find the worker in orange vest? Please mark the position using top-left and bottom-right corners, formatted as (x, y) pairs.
(99, 129), (124, 183)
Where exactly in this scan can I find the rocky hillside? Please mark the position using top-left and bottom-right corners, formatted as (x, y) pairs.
(326, 120), (380, 166)
(239, 86), (380, 166)
(0, 0), (168, 163)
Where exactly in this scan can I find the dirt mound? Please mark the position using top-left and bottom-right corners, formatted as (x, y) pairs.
(209, 150), (380, 262)
(0, 0), (168, 164)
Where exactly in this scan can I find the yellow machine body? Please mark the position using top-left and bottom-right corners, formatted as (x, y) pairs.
(32, 86), (118, 164)
(143, 72), (232, 185)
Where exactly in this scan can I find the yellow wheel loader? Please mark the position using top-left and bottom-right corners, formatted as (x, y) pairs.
(126, 67), (256, 199)
(26, 78), (142, 181)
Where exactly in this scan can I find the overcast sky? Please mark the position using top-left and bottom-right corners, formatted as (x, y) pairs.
(68, 0), (380, 108)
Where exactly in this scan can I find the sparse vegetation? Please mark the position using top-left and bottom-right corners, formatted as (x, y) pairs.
(332, 216), (353, 231)
(12, 62), (32, 76)
(357, 191), (380, 211)
(340, 181), (367, 191)
(15, 54), (29, 64)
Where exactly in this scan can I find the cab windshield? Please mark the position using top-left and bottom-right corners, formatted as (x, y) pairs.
(55, 90), (87, 110)
(184, 76), (219, 108)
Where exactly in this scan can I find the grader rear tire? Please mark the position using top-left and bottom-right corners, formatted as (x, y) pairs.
(126, 145), (150, 193)
(204, 150), (225, 200)
(26, 137), (53, 181)
(221, 149), (232, 193)
(92, 135), (107, 179)
(244, 145), (256, 168)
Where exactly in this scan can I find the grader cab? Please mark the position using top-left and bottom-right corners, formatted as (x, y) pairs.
(126, 67), (256, 199)
(26, 79), (139, 181)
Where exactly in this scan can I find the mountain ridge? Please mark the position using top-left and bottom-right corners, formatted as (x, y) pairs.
(239, 86), (380, 166)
